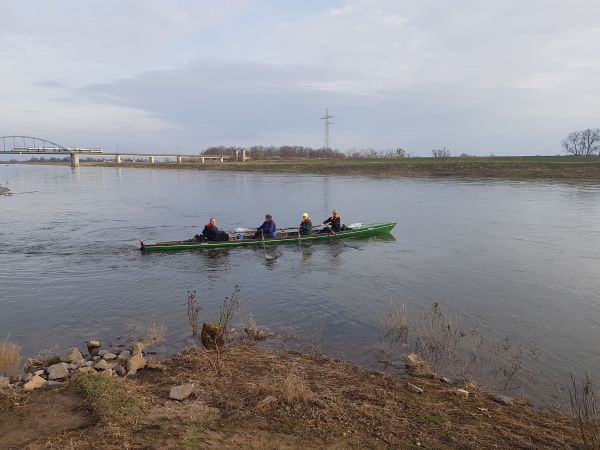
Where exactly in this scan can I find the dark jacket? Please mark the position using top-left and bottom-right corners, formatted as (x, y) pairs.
(203, 223), (228, 241)
(299, 218), (313, 235)
(257, 220), (277, 237)
(323, 216), (341, 232)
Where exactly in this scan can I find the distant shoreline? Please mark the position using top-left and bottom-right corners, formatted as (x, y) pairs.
(6, 156), (600, 180)
(0, 185), (9, 196)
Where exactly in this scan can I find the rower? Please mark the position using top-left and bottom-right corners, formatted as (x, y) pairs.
(320, 210), (342, 233)
(253, 214), (277, 239)
(202, 217), (229, 241)
(299, 212), (313, 236)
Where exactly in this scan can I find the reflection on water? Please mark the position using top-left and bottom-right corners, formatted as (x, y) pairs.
(1, 164), (600, 408)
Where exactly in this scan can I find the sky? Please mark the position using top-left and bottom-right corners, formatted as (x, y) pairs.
(1, 0), (599, 156)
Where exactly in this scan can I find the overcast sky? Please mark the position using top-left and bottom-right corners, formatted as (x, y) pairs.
(1, 0), (599, 156)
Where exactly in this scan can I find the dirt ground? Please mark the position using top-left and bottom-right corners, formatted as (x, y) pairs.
(0, 344), (580, 449)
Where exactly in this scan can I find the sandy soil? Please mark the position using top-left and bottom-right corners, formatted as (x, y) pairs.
(0, 344), (580, 449)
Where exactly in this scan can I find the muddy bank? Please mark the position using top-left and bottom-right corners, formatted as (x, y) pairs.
(0, 344), (580, 449)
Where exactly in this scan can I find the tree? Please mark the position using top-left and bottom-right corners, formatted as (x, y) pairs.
(562, 128), (600, 156)
(432, 147), (451, 158)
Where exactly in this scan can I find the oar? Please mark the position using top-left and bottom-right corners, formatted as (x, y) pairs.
(297, 226), (303, 252)
(260, 230), (274, 260)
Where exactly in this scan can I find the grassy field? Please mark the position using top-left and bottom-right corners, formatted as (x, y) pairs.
(75, 156), (600, 179)
(12, 155), (600, 179)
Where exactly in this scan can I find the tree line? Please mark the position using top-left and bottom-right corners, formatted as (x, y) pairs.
(202, 146), (409, 159)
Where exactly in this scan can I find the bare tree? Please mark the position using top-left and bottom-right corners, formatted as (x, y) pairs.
(562, 128), (600, 156)
(432, 147), (451, 158)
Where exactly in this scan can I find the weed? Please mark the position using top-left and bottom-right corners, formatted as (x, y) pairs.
(570, 371), (600, 449)
(0, 337), (20, 377)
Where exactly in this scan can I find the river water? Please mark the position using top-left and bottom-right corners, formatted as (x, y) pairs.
(1, 164), (599, 406)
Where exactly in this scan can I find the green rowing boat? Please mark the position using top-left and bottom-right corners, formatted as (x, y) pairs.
(140, 222), (396, 252)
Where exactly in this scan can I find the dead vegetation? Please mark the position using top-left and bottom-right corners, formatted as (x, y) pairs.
(570, 371), (600, 449)
(0, 337), (21, 378)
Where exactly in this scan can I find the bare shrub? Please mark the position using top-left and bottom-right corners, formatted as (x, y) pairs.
(187, 290), (200, 337)
(570, 371), (600, 449)
(0, 337), (21, 377)
(378, 302), (537, 391)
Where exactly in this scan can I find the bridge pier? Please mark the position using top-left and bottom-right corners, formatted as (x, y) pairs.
(116, 155), (121, 164)
(148, 156), (155, 164)
(201, 157), (205, 164)
(70, 153), (79, 168)
(220, 156), (224, 163)
(176, 156), (182, 164)
(242, 149), (247, 162)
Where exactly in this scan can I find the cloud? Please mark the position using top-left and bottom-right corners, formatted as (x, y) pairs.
(1, 0), (600, 155)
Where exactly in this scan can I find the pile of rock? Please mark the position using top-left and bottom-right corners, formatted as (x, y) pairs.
(0, 340), (148, 391)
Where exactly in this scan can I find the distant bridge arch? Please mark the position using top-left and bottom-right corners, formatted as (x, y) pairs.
(0, 135), (69, 153)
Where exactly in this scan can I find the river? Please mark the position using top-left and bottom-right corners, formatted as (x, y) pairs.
(1, 163), (599, 407)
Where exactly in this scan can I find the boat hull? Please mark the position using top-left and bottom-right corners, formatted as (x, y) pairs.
(140, 222), (396, 252)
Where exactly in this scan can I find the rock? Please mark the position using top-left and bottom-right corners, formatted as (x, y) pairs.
(98, 369), (113, 377)
(76, 366), (95, 374)
(23, 375), (47, 390)
(67, 364), (78, 370)
(93, 359), (110, 370)
(103, 352), (117, 360)
(492, 394), (513, 405)
(130, 342), (145, 356)
(85, 360), (95, 367)
(61, 347), (84, 364)
(34, 369), (45, 376)
(126, 369), (137, 377)
(97, 349), (108, 357)
(405, 354), (435, 378)
(117, 350), (131, 363)
(407, 383), (424, 394)
(114, 365), (126, 377)
(127, 354), (146, 372)
(86, 340), (101, 357)
(440, 377), (454, 384)
(201, 323), (224, 349)
(451, 389), (469, 399)
(47, 380), (63, 387)
(92, 356), (101, 362)
(169, 383), (195, 401)
(0, 376), (10, 388)
(47, 362), (69, 380)
(23, 373), (33, 383)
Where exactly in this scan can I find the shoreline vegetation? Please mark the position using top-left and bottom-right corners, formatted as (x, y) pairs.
(0, 340), (582, 449)
(0, 185), (9, 196)
(7, 155), (600, 179)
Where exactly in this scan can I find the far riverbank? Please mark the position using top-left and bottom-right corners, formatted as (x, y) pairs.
(0, 185), (9, 195)
(9, 155), (600, 180)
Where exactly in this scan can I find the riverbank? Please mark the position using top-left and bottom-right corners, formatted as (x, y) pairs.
(12, 156), (600, 179)
(0, 342), (580, 449)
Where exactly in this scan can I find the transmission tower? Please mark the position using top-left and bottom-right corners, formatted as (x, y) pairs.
(320, 109), (334, 151)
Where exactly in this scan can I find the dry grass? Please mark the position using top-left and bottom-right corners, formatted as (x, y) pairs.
(70, 373), (146, 423)
(281, 371), (313, 403)
(0, 337), (21, 377)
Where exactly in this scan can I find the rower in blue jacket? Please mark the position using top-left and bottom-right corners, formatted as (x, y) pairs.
(253, 214), (277, 239)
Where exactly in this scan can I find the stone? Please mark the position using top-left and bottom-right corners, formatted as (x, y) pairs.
(93, 359), (110, 370)
(76, 359), (87, 367)
(34, 370), (45, 376)
(127, 354), (146, 372)
(47, 380), (63, 387)
(61, 347), (84, 364)
(67, 364), (78, 370)
(114, 365), (126, 377)
(405, 353), (435, 378)
(98, 369), (113, 377)
(23, 373), (33, 383)
(451, 389), (469, 399)
(97, 350), (108, 357)
(130, 342), (145, 356)
(492, 394), (513, 405)
(85, 360), (95, 367)
(407, 383), (424, 394)
(47, 362), (69, 380)
(92, 356), (101, 362)
(126, 369), (137, 377)
(76, 366), (95, 374)
(440, 377), (454, 384)
(117, 350), (131, 363)
(0, 376), (10, 388)
(86, 340), (101, 357)
(103, 352), (117, 360)
(23, 375), (47, 390)
(169, 383), (195, 401)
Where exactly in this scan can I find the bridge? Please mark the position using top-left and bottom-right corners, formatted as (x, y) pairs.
(0, 136), (247, 167)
